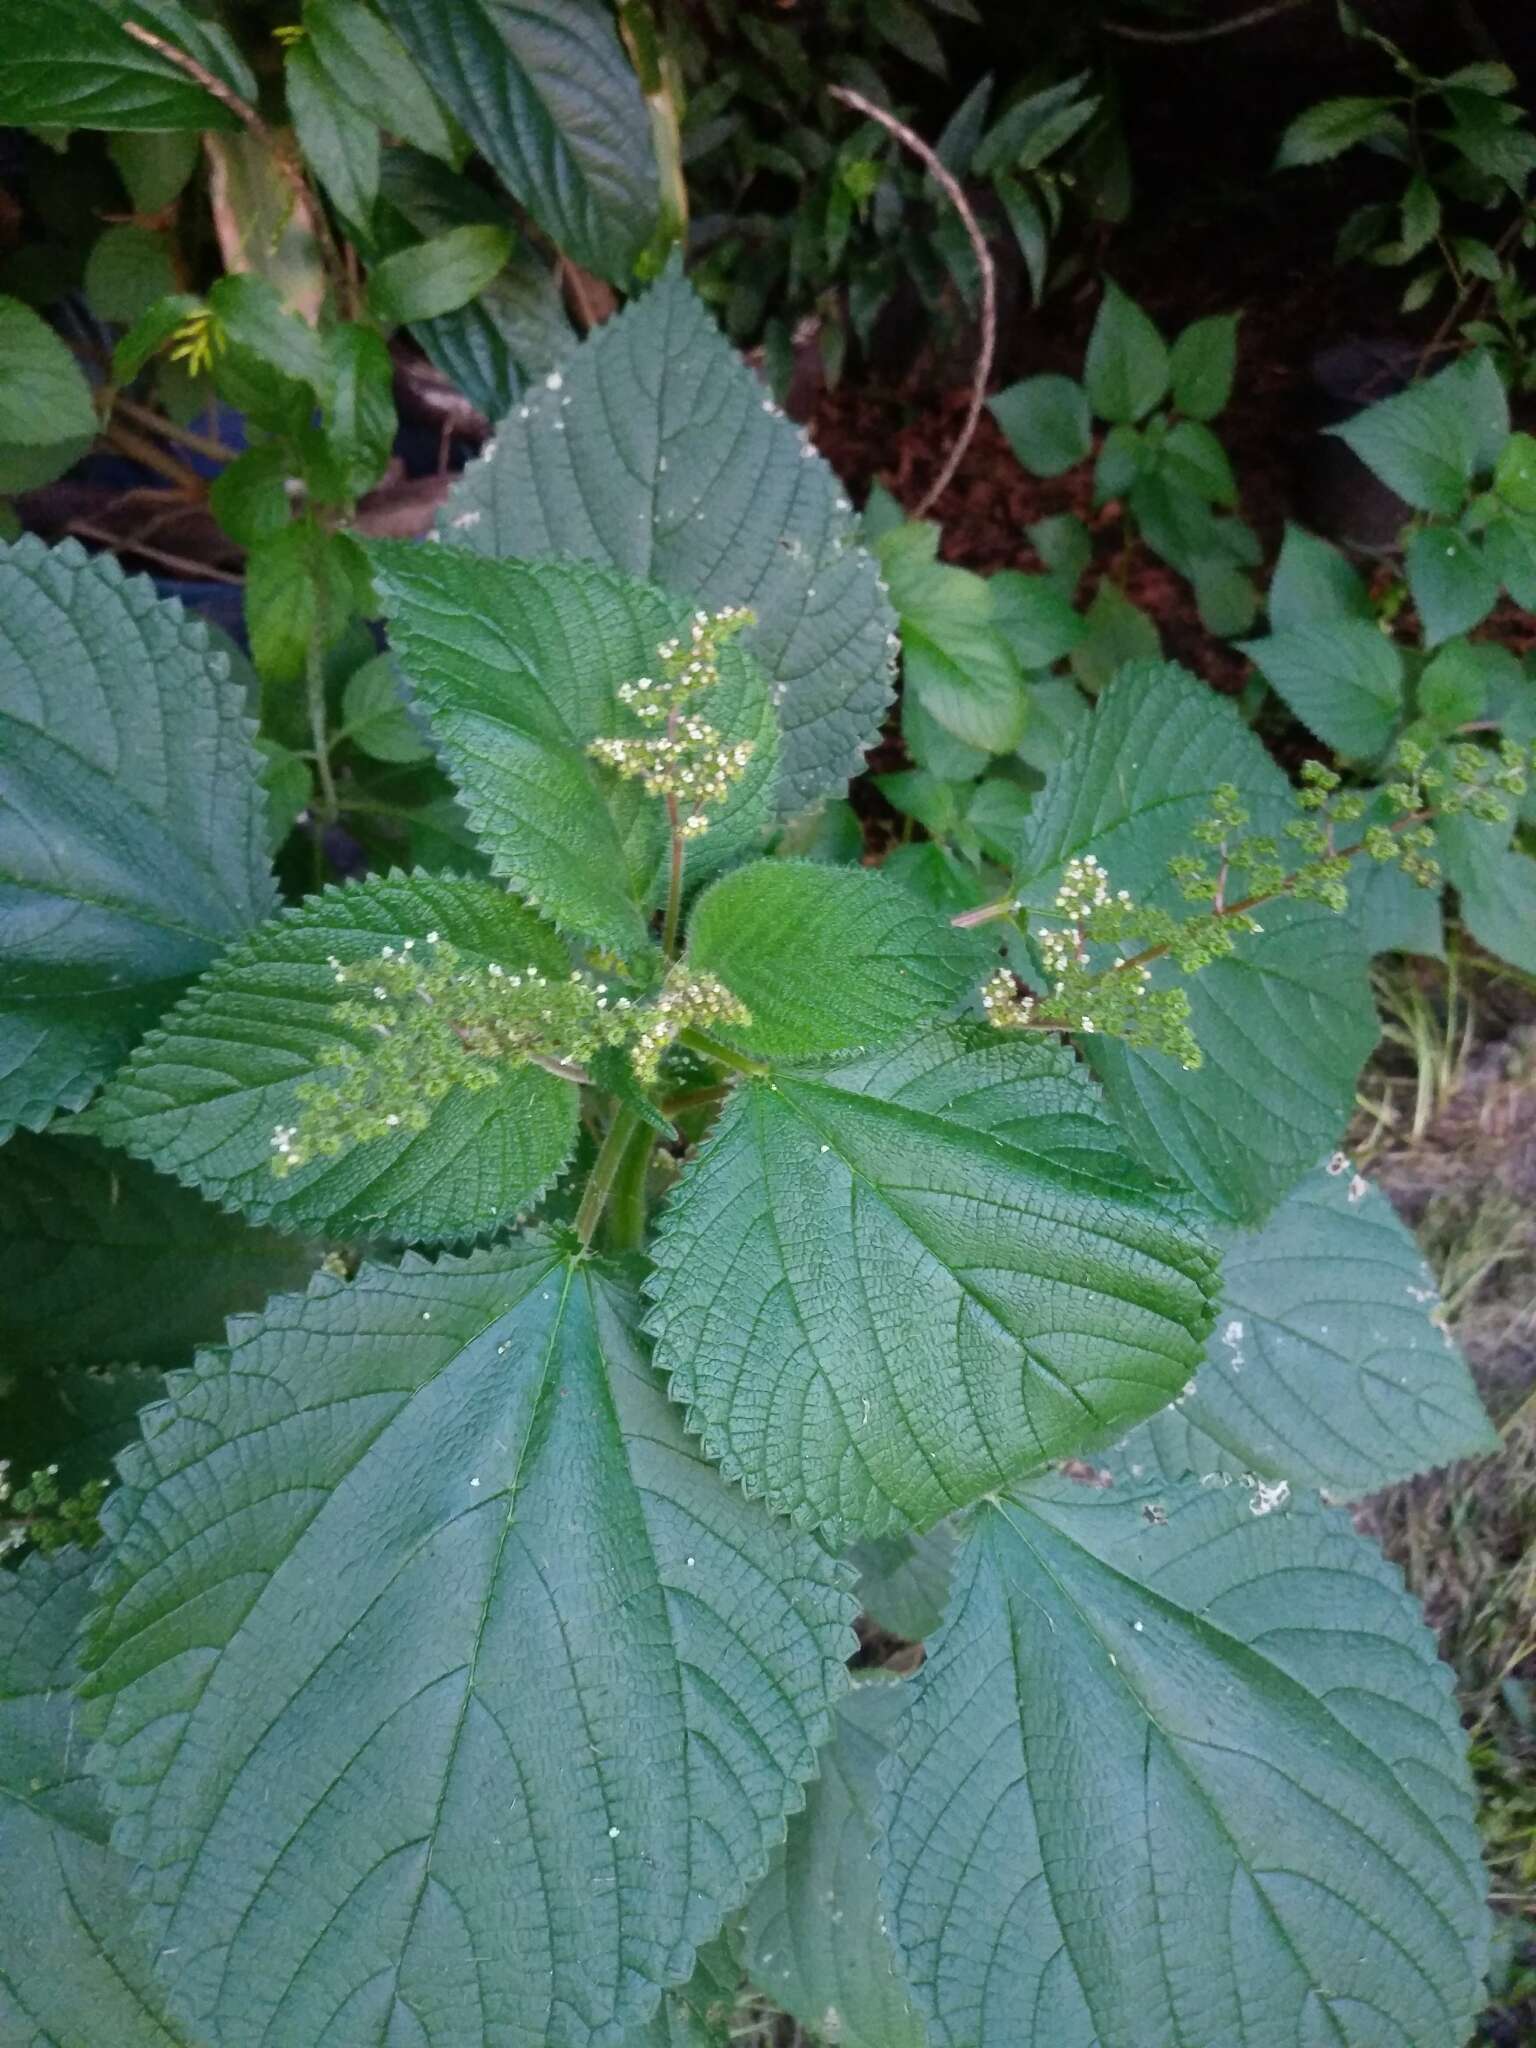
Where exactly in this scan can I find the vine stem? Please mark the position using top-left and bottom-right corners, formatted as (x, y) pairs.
(574, 1104), (645, 1248)
(1101, 0), (1314, 42)
(828, 85), (995, 519)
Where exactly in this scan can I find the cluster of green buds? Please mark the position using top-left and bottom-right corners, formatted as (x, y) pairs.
(1375, 736), (1531, 885)
(631, 967), (753, 1083)
(271, 935), (640, 1175)
(589, 606), (757, 837)
(0, 1459), (109, 1560)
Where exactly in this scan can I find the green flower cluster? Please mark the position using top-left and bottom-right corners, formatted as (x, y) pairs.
(0, 1459), (109, 1559)
(632, 967), (752, 1083)
(590, 606), (757, 836)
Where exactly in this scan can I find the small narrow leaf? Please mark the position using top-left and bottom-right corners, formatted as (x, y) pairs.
(83, 873), (580, 1244)
(368, 547), (778, 955)
(1182, 1160), (1496, 1493)
(441, 267), (895, 815)
(84, 1252), (854, 2047)
(743, 1684), (926, 2048)
(687, 861), (987, 1061)
(647, 1025), (1218, 1537)
(0, 537), (275, 1141)
(880, 1444), (1490, 2048)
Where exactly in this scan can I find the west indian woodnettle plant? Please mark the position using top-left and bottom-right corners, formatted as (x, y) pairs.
(0, 269), (1517, 2048)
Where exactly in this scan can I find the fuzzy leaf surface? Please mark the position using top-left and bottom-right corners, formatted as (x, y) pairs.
(83, 1250), (854, 2048)
(744, 1683), (926, 2048)
(879, 1439), (1490, 2048)
(441, 268), (895, 813)
(647, 1025), (1218, 1537)
(369, 546), (777, 955)
(82, 873), (579, 1244)
(0, 538), (274, 1140)
(1183, 1161), (1495, 1493)
(1014, 661), (1379, 1223)
(0, 1545), (194, 2045)
(0, 1131), (317, 1371)
(686, 860), (988, 1061)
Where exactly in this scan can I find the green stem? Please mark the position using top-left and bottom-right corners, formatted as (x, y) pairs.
(606, 1114), (656, 1252)
(678, 1028), (770, 1078)
(574, 1104), (644, 1249)
(305, 603), (339, 826)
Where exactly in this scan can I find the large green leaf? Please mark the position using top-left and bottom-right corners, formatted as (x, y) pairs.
(647, 1025), (1219, 1537)
(377, 0), (658, 281)
(743, 1683), (926, 2048)
(441, 267), (895, 813)
(0, 0), (239, 129)
(0, 538), (275, 1142)
(367, 547), (778, 955)
(1013, 661), (1379, 1222)
(82, 873), (580, 1244)
(879, 1436), (1490, 2048)
(1236, 618), (1404, 757)
(0, 1131), (317, 1372)
(685, 860), (987, 1061)
(1327, 355), (1507, 517)
(1180, 1160), (1495, 1494)
(83, 1250), (854, 2047)
(0, 1545), (194, 2045)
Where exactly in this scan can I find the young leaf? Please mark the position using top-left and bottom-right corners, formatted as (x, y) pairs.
(0, 294), (98, 447)
(743, 1684), (926, 2048)
(847, 1522), (957, 1642)
(82, 1251), (854, 2047)
(1237, 618), (1404, 756)
(1182, 1160), (1495, 1493)
(878, 522), (1027, 754)
(377, 0), (660, 282)
(1083, 280), (1169, 426)
(0, 0), (240, 130)
(685, 860), (988, 1060)
(0, 1546), (195, 2046)
(0, 538), (275, 1142)
(82, 873), (581, 1244)
(0, 1131), (317, 1371)
(440, 266), (895, 815)
(879, 1443), (1490, 2048)
(988, 374), (1092, 477)
(1013, 662), (1379, 1222)
(1168, 312), (1238, 421)
(367, 547), (778, 955)
(368, 224), (514, 326)
(647, 1024), (1218, 1537)
(340, 651), (434, 764)
(1266, 521), (1374, 629)
(1404, 527), (1500, 648)
(1274, 94), (1406, 167)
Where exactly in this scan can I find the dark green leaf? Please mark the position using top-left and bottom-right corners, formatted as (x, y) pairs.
(1328, 355), (1507, 515)
(340, 651), (433, 764)
(83, 1253), (854, 2045)
(880, 1444), (1490, 2047)
(743, 1684), (926, 2048)
(1439, 812), (1536, 975)
(0, 1546), (195, 2045)
(1084, 280), (1169, 425)
(0, 538), (274, 1141)
(285, 39), (380, 229)
(1014, 662), (1380, 1222)
(1275, 94), (1406, 166)
(1417, 637), (1508, 730)
(1168, 312), (1238, 420)
(1191, 558), (1258, 637)
(1181, 1160), (1495, 1493)
(1069, 580), (1160, 692)
(208, 444), (292, 549)
(988, 374), (1091, 477)
(0, 0), (239, 130)
(111, 290), (201, 382)
(83, 873), (582, 1244)
(847, 1524), (956, 1642)
(1406, 527), (1500, 646)
(1266, 522), (1373, 629)
(1238, 617), (1404, 755)
(368, 224), (514, 326)
(647, 1024), (1219, 1536)
(1162, 419), (1237, 504)
(686, 860), (987, 1061)
(308, 0), (458, 163)
(377, 0), (659, 281)
(108, 129), (200, 213)
(0, 1131), (317, 1371)
(0, 294), (97, 447)
(367, 547), (778, 955)
(320, 322), (397, 498)
(83, 224), (176, 325)
(207, 273), (326, 435)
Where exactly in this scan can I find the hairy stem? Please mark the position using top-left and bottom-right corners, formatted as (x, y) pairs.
(305, 604), (339, 826)
(662, 794), (686, 958)
(575, 1104), (644, 1248)
(678, 1028), (770, 1078)
(606, 1113), (657, 1252)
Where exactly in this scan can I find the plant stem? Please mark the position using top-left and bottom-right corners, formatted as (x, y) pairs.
(575, 1104), (644, 1248)
(112, 394), (237, 464)
(606, 1114), (656, 1252)
(305, 607), (339, 826)
(678, 1028), (770, 1078)
(662, 793), (687, 958)
(64, 518), (243, 586)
